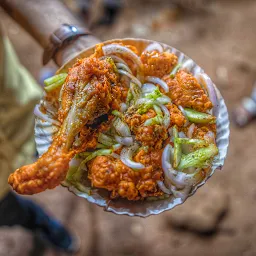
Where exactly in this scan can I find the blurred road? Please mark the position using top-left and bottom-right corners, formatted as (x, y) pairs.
(1, 0), (256, 255)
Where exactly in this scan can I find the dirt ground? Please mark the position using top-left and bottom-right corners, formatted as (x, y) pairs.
(1, 0), (256, 255)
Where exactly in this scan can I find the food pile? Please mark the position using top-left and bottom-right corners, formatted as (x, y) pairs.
(9, 41), (218, 202)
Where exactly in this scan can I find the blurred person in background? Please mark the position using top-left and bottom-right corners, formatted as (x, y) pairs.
(233, 83), (256, 127)
(0, 0), (105, 253)
(0, 24), (79, 254)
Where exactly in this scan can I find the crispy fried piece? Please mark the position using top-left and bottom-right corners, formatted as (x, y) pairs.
(8, 57), (121, 194)
(166, 103), (186, 127)
(89, 153), (163, 200)
(141, 50), (178, 77)
(124, 108), (168, 149)
(163, 70), (213, 112)
(136, 125), (168, 149)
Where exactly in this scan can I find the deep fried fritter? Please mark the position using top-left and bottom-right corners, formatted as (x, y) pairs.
(141, 50), (178, 77)
(164, 70), (212, 112)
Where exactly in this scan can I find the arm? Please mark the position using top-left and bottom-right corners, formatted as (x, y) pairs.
(0, 0), (100, 66)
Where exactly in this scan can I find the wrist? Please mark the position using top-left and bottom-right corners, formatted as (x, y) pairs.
(54, 35), (101, 66)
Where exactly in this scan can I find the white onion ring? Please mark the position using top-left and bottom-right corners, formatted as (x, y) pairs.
(159, 104), (170, 128)
(204, 131), (215, 144)
(145, 76), (169, 93)
(120, 103), (128, 112)
(116, 63), (132, 74)
(114, 135), (133, 146)
(144, 42), (163, 53)
(111, 153), (120, 159)
(178, 131), (187, 138)
(157, 180), (172, 194)
(103, 44), (143, 70)
(120, 144), (145, 170)
(113, 118), (131, 137)
(142, 83), (157, 94)
(161, 144), (199, 189)
(34, 104), (60, 126)
(181, 59), (194, 72)
(196, 73), (219, 117)
(118, 69), (142, 87)
(187, 123), (195, 138)
(108, 55), (129, 66)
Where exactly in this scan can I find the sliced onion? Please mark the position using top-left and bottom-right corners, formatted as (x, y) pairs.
(98, 133), (115, 146)
(178, 105), (187, 119)
(108, 55), (129, 66)
(111, 153), (120, 159)
(120, 103), (128, 112)
(161, 144), (199, 189)
(116, 63), (132, 74)
(196, 73), (219, 117)
(178, 105), (189, 126)
(34, 104), (61, 126)
(142, 83), (157, 94)
(157, 180), (172, 194)
(112, 143), (122, 151)
(113, 118), (131, 136)
(187, 123), (195, 138)
(181, 59), (194, 72)
(144, 42), (163, 53)
(114, 135), (133, 146)
(204, 131), (215, 144)
(159, 104), (170, 128)
(120, 144), (145, 170)
(178, 131), (187, 138)
(69, 157), (83, 168)
(145, 76), (169, 93)
(118, 69), (142, 87)
(103, 44), (143, 70)
(136, 98), (154, 106)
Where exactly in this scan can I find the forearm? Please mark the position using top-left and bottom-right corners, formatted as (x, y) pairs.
(0, 0), (100, 65)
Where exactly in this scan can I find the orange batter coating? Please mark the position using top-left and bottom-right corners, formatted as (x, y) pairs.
(163, 70), (213, 112)
(89, 150), (163, 200)
(8, 57), (121, 194)
(141, 50), (178, 77)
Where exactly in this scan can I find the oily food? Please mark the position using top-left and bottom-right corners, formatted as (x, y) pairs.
(9, 42), (219, 201)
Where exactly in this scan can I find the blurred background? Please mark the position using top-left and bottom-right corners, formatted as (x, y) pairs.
(1, 0), (256, 255)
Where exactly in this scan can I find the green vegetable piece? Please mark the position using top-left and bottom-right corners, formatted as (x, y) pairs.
(44, 73), (68, 92)
(184, 108), (216, 124)
(137, 100), (154, 114)
(145, 88), (162, 100)
(66, 165), (78, 181)
(144, 115), (163, 126)
(127, 82), (141, 106)
(173, 126), (182, 168)
(106, 57), (118, 73)
(112, 110), (122, 118)
(75, 182), (91, 195)
(178, 144), (218, 170)
(96, 143), (108, 149)
(98, 133), (115, 146)
(83, 149), (112, 163)
(170, 63), (182, 78)
(175, 138), (209, 147)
